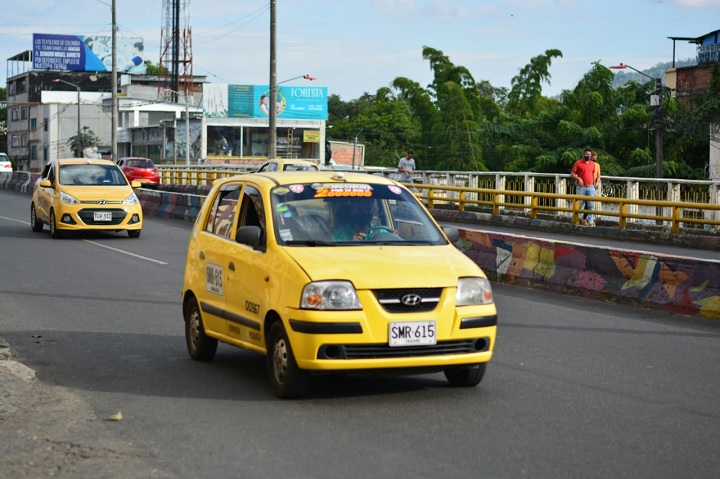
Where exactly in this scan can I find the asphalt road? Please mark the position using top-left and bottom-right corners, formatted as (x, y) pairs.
(1, 189), (719, 479)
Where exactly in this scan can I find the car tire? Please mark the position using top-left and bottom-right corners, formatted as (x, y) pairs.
(184, 295), (217, 361)
(30, 204), (43, 232)
(267, 321), (309, 399)
(49, 210), (63, 239)
(444, 363), (487, 387)
(128, 229), (141, 238)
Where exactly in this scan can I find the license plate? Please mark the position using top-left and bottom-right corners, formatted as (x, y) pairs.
(389, 321), (436, 347)
(94, 211), (112, 222)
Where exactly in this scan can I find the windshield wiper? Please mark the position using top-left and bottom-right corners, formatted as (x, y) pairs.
(284, 240), (337, 247)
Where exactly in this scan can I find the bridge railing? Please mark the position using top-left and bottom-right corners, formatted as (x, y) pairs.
(154, 166), (720, 232)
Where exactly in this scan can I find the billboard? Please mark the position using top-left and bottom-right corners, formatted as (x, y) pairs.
(32, 33), (147, 74)
(203, 84), (328, 120)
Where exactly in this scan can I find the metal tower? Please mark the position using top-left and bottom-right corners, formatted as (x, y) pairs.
(158, 0), (193, 101)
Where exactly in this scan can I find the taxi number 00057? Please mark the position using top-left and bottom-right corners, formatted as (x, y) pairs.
(389, 321), (436, 347)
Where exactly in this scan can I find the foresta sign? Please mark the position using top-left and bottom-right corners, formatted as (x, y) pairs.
(203, 84), (328, 120)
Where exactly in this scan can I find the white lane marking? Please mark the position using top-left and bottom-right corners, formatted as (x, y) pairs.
(0, 215), (29, 225)
(0, 215), (168, 265)
(84, 240), (169, 265)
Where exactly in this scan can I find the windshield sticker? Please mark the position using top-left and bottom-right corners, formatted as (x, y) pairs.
(273, 187), (290, 196)
(388, 185), (402, 195)
(289, 184), (305, 194)
(314, 184), (373, 198)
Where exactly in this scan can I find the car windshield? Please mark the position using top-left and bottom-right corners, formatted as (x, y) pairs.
(271, 182), (447, 246)
(127, 159), (154, 168)
(58, 164), (128, 186)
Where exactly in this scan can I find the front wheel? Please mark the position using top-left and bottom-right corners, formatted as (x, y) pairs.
(184, 295), (217, 361)
(49, 210), (63, 239)
(30, 204), (43, 232)
(444, 363), (487, 387)
(267, 322), (309, 399)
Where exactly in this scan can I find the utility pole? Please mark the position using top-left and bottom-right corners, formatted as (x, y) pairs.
(111, 0), (118, 161)
(268, 0), (277, 160)
(654, 77), (663, 181)
(352, 129), (363, 170)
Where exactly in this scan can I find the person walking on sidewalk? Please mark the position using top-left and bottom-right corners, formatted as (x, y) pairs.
(570, 148), (598, 226)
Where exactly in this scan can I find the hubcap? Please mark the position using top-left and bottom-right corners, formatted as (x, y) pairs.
(189, 308), (200, 350)
(273, 337), (288, 385)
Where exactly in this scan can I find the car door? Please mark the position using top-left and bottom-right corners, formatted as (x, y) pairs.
(34, 162), (56, 222)
(194, 182), (242, 335)
(223, 183), (270, 349)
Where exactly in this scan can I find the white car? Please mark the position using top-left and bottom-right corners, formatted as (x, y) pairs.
(0, 153), (12, 175)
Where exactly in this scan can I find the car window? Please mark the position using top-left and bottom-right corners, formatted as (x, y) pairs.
(237, 185), (266, 249)
(205, 183), (241, 238)
(127, 159), (154, 168)
(271, 182), (446, 245)
(283, 164), (317, 171)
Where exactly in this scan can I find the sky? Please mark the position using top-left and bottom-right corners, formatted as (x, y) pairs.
(1, 0), (719, 101)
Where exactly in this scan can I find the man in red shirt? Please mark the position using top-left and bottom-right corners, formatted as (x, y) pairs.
(570, 148), (598, 226)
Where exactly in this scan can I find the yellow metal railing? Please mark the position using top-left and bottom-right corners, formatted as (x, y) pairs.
(416, 184), (720, 234)
(156, 166), (720, 233)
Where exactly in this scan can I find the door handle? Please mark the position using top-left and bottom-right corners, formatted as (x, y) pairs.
(199, 251), (205, 260)
(229, 262), (235, 271)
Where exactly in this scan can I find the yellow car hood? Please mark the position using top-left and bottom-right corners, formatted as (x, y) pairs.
(60, 185), (134, 202)
(283, 245), (483, 289)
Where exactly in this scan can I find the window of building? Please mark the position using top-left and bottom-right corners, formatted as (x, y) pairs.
(30, 118), (37, 130)
(11, 108), (19, 121)
(21, 106), (28, 120)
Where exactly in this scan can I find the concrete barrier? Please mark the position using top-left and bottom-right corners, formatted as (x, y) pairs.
(455, 228), (720, 319)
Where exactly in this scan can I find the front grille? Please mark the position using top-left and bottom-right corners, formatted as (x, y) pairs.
(373, 288), (442, 313)
(77, 208), (127, 225)
(318, 339), (488, 360)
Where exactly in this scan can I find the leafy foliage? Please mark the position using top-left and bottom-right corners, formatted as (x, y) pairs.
(327, 48), (715, 179)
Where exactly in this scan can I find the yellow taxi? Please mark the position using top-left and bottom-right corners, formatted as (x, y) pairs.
(31, 158), (143, 238)
(182, 171), (497, 398)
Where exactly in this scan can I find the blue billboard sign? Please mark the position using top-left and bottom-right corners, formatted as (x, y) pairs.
(219, 84), (327, 120)
(32, 33), (146, 74)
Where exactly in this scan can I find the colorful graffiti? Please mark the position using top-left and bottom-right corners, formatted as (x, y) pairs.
(457, 229), (720, 319)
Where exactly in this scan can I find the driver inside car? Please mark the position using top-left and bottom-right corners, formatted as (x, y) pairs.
(332, 199), (395, 241)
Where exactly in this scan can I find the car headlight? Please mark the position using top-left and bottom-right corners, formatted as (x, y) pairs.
(456, 277), (494, 306)
(301, 281), (361, 310)
(123, 192), (140, 205)
(60, 191), (80, 205)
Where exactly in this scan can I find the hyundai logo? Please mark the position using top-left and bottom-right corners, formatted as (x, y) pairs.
(97, 200), (107, 205)
(401, 294), (422, 306)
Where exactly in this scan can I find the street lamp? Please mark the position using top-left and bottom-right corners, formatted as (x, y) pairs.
(609, 63), (664, 181)
(52, 78), (82, 157)
(161, 88), (191, 166)
(267, 74), (317, 159)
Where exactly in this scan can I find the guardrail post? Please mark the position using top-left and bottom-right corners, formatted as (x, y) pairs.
(523, 175), (534, 210)
(495, 174), (505, 214)
(628, 180), (639, 224)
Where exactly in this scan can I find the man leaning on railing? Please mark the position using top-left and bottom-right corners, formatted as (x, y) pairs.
(570, 148), (599, 227)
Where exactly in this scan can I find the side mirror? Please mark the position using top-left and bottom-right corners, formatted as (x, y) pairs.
(38, 179), (52, 188)
(236, 225), (263, 249)
(441, 224), (460, 243)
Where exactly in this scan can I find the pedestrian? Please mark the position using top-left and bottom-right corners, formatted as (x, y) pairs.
(398, 150), (416, 184)
(570, 148), (598, 226)
(592, 151), (602, 197)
